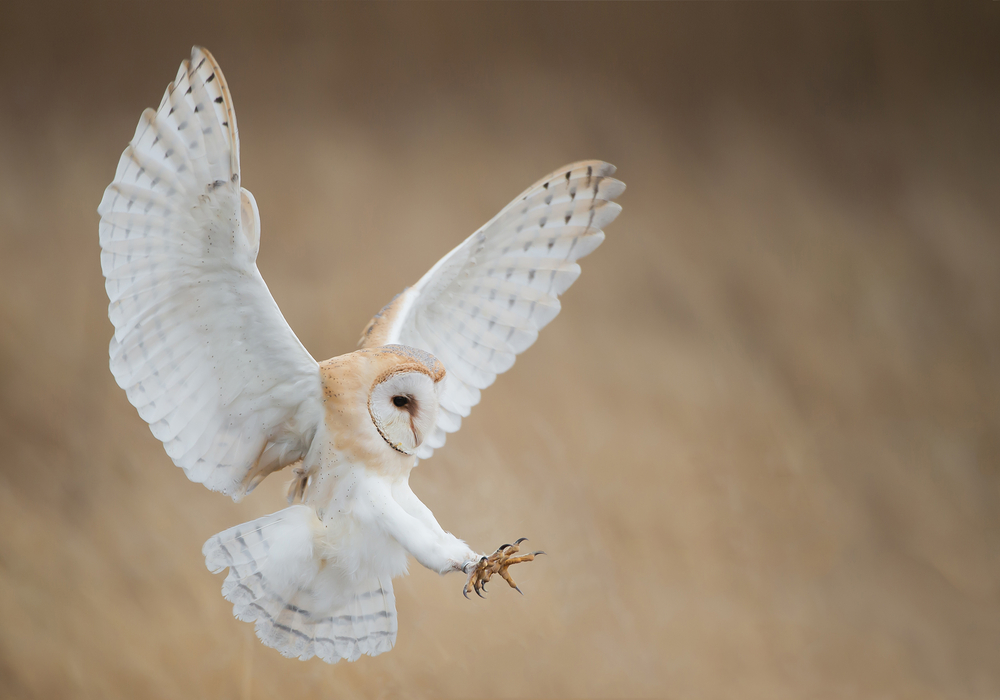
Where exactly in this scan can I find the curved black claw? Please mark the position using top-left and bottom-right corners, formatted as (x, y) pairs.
(464, 540), (543, 599)
(463, 586), (470, 600)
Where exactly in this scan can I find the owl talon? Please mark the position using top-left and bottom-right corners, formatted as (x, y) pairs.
(463, 538), (542, 599)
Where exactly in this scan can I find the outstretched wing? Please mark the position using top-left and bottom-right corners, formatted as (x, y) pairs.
(98, 47), (323, 501)
(360, 161), (624, 459)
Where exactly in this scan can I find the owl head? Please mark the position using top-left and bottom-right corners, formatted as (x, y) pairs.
(367, 345), (445, 455)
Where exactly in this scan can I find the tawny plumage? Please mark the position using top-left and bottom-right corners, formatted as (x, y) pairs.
(98, 47), (624, 663)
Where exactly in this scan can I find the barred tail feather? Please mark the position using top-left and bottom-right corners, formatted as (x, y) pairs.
(203, 506), (398, 663)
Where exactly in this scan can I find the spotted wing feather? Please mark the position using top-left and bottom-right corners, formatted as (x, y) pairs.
(361, 161), (624, 459)
(98, 47), (323, 500)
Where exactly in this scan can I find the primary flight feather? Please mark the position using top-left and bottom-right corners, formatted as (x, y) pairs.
(99, 47), (624, 663)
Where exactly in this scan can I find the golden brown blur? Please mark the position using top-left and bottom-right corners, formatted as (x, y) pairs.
(2, 3), (999, 698)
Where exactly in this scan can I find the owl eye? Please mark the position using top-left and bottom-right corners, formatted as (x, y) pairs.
(369, 372), (436, 455)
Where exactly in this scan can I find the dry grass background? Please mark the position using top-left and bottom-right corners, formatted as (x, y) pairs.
(1, 3), (999, 698)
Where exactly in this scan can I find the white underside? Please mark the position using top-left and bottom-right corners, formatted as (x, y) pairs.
(204, 458), (478, 663)
(309, 460), (477, 576)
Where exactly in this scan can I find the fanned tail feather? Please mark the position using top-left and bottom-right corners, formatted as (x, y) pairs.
(203, 506), (397, 663)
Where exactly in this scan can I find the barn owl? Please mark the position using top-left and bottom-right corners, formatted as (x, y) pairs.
(98, 47), (624, 663)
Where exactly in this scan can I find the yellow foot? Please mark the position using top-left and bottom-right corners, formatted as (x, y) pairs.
(463, 538), (544, 599)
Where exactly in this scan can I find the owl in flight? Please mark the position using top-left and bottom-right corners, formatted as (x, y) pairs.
(98, 47), (624, 663)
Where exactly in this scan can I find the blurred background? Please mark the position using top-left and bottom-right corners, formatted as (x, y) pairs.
(1, 2), (999, 698)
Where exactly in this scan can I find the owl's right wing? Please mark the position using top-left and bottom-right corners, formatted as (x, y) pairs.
(98, 47), (324, 501)
(360, 161), (624, 459)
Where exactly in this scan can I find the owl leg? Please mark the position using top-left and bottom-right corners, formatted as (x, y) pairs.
(285, 461), (308, 504)
(463, 538), (544, 598)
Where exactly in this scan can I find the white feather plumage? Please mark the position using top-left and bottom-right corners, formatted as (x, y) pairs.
(99, 48), (323, 501)
(99, 47), (624, 664)
(365, 161), (623, 459)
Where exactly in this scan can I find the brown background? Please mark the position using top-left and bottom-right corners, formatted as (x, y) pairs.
(1, 3), (999, 698)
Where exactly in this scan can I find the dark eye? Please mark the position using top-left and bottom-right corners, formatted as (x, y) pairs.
(392, 395), (410, 408)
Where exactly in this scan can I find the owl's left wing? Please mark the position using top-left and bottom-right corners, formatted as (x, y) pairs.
(360, 161), (624, 459)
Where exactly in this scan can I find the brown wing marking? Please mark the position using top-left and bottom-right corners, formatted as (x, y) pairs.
(359, 290), (411, 348)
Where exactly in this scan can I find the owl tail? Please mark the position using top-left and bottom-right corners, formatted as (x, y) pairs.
(202, 505), (398, 663)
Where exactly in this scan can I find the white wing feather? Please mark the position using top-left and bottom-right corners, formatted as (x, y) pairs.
(98, 47), (323, 500)
(361, 161), (624, 459)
